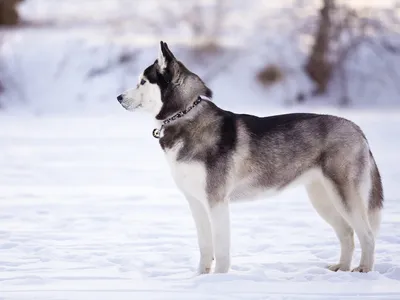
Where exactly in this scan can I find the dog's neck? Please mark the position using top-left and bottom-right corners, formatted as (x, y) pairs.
(152, 95), (210, 139)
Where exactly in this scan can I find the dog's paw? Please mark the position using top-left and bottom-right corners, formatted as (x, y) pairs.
(327, 263), (350, 272)
(213, 257), (230, 274)
(351, 265), (372, 273)
(196, 265), (212, 275)
(196, 257), (213, 275)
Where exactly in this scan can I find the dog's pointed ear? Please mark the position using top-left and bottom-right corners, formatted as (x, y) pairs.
(158, 41), (175, 70)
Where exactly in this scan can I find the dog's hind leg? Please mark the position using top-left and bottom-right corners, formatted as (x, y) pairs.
(306, 180), (355, 271)
(321, 177), (375, 273)
(185, 195), (214, 274)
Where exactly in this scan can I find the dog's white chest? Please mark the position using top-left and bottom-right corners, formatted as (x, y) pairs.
(164, 144), (208, 200)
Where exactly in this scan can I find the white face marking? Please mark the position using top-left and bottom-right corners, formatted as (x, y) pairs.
(119, 73), (163, 116)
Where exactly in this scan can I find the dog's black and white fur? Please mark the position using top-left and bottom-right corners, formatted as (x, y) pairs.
(117, 41), (383, 274)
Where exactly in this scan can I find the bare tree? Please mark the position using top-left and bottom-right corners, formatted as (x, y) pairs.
(0, 0), (24, 26)
(303, 0), (400, 105)
(305, 0), (334, 95)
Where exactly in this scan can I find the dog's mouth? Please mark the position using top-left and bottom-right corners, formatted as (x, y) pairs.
(120, 100), (142, 111)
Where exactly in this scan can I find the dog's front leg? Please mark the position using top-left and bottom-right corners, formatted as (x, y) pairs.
(210, 199), (231, 273)
(186, 195), (214, 274)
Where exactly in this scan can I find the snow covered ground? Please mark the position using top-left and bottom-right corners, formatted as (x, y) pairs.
(1, 108), (400, 299)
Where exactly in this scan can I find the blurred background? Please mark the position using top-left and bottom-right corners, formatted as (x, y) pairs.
(0, 0), (399, 115)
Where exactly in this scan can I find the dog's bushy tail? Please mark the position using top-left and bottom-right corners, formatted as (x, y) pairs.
(368, 150), (384, 236)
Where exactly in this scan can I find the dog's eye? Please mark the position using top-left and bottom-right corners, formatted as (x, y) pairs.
(140, 79), (146, 85)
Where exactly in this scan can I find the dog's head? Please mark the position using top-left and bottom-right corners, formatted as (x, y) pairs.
(117, 41), (212, 120)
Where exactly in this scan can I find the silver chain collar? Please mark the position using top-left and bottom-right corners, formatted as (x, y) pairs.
(152, 96), (204, 139)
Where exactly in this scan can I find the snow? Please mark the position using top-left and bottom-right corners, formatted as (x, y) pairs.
(1, 108), (400, 299)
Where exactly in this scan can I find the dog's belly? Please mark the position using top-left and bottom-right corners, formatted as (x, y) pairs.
(228, 178), (280, 202)
(229, 167), (323, 202)
(229, 186), (279, 202)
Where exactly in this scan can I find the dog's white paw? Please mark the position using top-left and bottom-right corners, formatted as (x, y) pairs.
(214, 257), (230, 274)
(196, 257), (213, 275)
(327, 263), (351, 272)
(197, 265), (212, 275)
(351, 265), (372, 273)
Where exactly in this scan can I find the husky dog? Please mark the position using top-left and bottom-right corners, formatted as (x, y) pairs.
(117, 41), (383, 274)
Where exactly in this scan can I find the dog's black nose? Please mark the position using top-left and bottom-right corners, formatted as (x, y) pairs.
(117, 94), (123, 102)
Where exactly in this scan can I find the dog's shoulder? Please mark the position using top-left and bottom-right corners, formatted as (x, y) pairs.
(159, 101), (238, 161)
